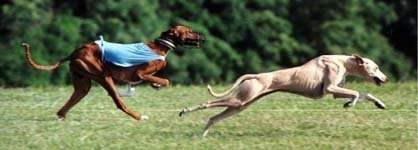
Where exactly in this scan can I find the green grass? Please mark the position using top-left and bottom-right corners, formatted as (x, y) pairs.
(0, 81), (416, 149)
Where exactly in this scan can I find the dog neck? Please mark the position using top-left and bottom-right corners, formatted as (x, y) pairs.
(147, 38), (177, 56)
(146, 41), (172, 56)
(343, 56), (363, 76)
(155, 38), (176, 50)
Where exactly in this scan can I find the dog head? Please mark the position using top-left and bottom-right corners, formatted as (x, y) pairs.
(157, 25), (204, 49)
(352, 54), (388, 86)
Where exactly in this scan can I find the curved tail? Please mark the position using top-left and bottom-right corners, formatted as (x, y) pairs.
(22, 43), (69, 71)
(207, 74), (258, 98)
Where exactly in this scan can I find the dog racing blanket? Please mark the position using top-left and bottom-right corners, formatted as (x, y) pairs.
(95, 36), (165, 67)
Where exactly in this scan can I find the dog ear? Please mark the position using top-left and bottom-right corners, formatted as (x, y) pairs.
(352, 54), (364, 65)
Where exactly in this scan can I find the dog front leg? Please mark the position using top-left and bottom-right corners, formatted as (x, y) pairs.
(332, 90), (386, 109)
(364, 93), (386, 109)
(98, 76), (141, 120)
(326, 85), (361, 108)
(140, 74), (170, 87)
(323, 62), (361, 107)
(202, 107), (241, 137)
(137, 60), (169, 87)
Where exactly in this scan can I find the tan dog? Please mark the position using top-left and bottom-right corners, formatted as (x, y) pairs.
(22, 25), (204, 121)
(180, 54), (388, 137)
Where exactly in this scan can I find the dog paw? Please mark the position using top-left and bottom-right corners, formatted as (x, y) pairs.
(57, 116), (66, 121)
(179, 110), (185, 117)
(343, 101), (353, 108)
(374, 102), (386, 109)
(141, 115), (149, 121)
(179, 108), (188, 117)
(151, 83), (162, 90)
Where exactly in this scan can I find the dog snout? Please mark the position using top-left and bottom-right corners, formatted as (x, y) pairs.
(372, 76), (388, 86)
(196, 32), (205, 41)
(381, 77), (388, 83)
(377, 73), (389, 83)
(189, 32), (204, 47)
(189, 32), (204, 41)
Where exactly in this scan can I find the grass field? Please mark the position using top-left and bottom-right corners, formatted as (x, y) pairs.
(0, 81), (416, 149)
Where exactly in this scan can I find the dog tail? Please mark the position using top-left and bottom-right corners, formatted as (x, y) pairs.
(207, 74), (258, 98)
(22, 43), (70, 71)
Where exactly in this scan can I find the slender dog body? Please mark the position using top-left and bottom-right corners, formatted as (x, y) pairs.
(23, 25), (203, 121)
(180, 54), (388, 137)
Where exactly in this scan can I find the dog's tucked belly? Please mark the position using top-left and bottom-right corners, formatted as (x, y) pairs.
(105, 63), (144, 83)
(281, 81), (326, 99)
(282, 66), (327, 99)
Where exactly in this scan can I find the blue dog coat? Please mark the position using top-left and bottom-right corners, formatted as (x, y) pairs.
(95, 36), (165, 67)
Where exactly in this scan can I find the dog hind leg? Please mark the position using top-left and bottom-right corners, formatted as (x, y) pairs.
(179, 97), (241, 117)
(202, 87), (269, 136)
(202, 107), (242, 137)
(57, 72), (91, 120)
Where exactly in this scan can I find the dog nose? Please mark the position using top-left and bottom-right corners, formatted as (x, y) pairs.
(196, 32), (205, 41)
(200, 36), (205, 42)
(383, 77), (389, 83)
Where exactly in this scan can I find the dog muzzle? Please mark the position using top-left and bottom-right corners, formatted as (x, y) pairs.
(182, 32), (205, 48)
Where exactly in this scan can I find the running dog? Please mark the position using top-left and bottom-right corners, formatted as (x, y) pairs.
(180, 54), (388, 136)
(22, 25), (204, 121)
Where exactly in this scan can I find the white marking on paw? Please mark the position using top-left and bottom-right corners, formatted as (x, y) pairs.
(141, 115), (149, 120)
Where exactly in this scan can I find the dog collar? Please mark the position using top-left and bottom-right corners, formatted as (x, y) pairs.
(155, 38), (176, 50)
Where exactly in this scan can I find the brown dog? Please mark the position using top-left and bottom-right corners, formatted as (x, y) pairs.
(22, 25), (203, 121)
